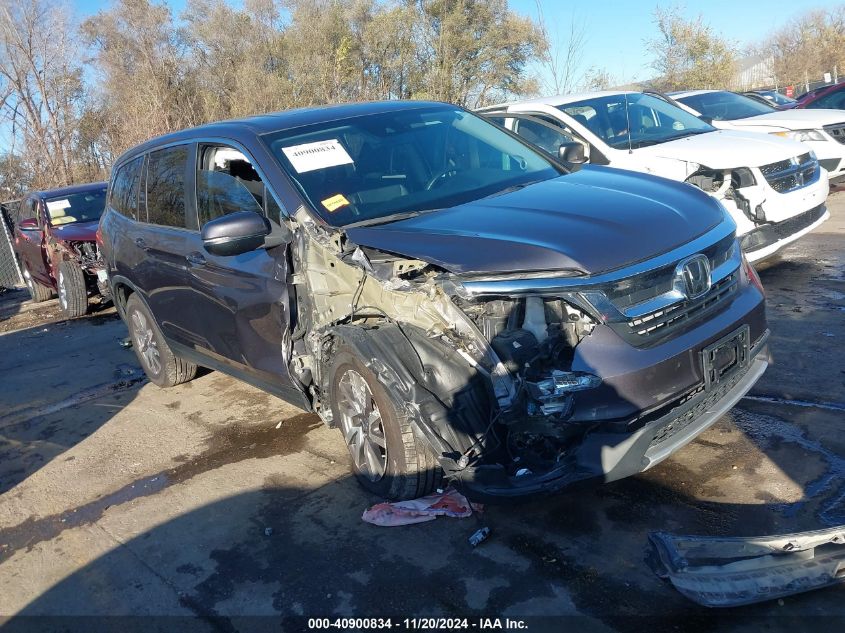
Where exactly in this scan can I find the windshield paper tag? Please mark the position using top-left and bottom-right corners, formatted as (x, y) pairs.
(321, 194), (350, 212)
(46, 199), (71, 212)
(282, 139), (353, 173)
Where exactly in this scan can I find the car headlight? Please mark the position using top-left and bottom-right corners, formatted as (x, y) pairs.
(770, 129), (826, 142)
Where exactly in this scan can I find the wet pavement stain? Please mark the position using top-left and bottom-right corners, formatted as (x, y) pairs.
(0, 412), (321, 562)
(733, 407), (845, 525)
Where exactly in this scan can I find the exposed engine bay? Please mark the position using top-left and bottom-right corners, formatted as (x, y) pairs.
(286, 206), (604, 482)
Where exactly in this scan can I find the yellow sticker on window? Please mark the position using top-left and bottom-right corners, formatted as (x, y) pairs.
(321, 194), (350, 212)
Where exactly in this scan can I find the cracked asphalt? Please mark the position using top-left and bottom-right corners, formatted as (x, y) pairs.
(0, 193), (843, 631)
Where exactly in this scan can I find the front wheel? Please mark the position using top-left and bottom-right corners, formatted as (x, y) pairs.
(57, 260), (88, 317)
(329, 344), (441, 500)
(125, 293), (197, 387)
(22, 265), (52, 303)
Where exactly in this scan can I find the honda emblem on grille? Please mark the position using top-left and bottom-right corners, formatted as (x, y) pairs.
(674, 254), (711, 300)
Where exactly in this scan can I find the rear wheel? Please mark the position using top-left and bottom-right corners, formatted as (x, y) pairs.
(22, 266), (52, 303)
(125, 293), (197, 387)
(329, 345), (441, 500)
(57, 260), (88, 317)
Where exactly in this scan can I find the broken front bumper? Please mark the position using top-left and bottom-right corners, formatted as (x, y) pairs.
(454, 332), (769, 501)
(741, 204), (830, 263)
(649, 525), (845, 607)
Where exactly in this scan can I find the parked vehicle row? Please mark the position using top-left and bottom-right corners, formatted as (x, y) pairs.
(479, 90), (830, 263)
(670, 90), (845, 184)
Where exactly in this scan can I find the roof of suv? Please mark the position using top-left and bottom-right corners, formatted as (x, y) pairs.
(115, 100), (453, 166)
(31, 182), (107, 200)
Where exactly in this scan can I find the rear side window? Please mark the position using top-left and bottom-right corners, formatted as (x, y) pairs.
(513, 117), (574, 156)
(109, 156), (143, 220)
(146, 145), (188, 228)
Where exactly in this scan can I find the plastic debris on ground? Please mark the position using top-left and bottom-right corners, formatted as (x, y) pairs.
(362, 487), (481, 527)
(648, 525), (845, 607)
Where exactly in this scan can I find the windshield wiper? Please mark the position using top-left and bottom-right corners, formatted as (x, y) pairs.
(667, 129), (711, 141)
(343, 208), (442, 229)
(483, 179), (545, 199)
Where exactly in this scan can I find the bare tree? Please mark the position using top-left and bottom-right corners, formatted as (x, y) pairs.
(763, 7), (845, 89)
(648, 6), (737, 91)
(0, 0), (86, 187)
(83, 0), (200, 157)
(534, 1), (586, 95)
(579, 66), (615, 91)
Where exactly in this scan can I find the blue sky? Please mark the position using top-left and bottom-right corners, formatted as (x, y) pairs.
(509, 0), (843, 84)
(69, 0), (843, 87)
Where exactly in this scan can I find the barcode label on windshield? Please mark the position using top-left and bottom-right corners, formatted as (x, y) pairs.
(282, 139), (353, 174)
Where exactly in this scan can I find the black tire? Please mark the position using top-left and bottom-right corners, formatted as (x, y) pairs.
(57, 260), (89, 317)
(328, 345), (441, 500)
(125, 293), (197, 387)
(22, 265), (52, 303)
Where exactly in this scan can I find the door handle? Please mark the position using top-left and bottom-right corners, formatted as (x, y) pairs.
(186, 252), (206, 266)
(135, 238), (148, 250)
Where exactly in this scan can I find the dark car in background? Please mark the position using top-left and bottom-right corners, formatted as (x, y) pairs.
(13, 182), (110, 316)
(743, 90), (797, 109)
(796, 82), (845, 110)
(99, 101), (769, 501)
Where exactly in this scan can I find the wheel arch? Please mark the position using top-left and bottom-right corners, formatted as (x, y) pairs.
(110, 275), (145, 321)
(321, 323), (493, 472)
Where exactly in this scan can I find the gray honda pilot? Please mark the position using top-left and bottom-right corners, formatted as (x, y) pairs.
(99, 101), (769, 501)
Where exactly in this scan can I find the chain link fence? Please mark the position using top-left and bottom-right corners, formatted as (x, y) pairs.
(0, 201), (23, 290)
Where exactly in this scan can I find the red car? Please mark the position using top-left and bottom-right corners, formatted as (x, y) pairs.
(13, 182), (110, 316)
(795, 82), (845, 110)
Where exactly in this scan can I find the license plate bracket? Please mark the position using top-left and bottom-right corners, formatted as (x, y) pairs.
(702, 325), (750, 390)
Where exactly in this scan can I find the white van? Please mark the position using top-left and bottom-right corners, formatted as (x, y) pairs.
(671, 89), (845, 183)
(479, 91), (830, 263)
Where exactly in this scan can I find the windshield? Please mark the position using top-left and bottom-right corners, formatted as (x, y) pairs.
(677, 91), (776, 120)
(45, 188), (107, 225)
(558, 93), (715, 149)
(263, 105), (560, 227)
(761, 91), (796, 106)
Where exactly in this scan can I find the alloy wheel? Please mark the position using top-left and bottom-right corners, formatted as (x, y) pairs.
(336, 369), (387, 481)
(131, 310), (161, 375)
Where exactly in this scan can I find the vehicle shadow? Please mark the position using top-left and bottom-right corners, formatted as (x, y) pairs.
(0, 314), (143, 496)
(3, 457), (843, 632)
(0, 288), (39, 324)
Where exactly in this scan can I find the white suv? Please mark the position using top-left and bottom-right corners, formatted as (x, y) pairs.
(671, 89), (845, 183)
(479, 91), (830, 263)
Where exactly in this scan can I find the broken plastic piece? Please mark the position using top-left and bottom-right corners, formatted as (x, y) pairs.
(362, 487), (473, 527)
(468, 526), (491, 547)
(648, 526), (845, 607)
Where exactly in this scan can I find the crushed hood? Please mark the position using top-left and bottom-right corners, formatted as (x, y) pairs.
(50, 220), (98, 242)
(720, 108), (845, 130)
(636, 129), (808, 168)
(345, 166), (725, 276)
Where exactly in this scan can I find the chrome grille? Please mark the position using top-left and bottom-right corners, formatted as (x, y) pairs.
(824, 123), (845, 144)
(601, 235), (741, 346)
(759, 153), (818, 193)
(628, 272), (739, 336)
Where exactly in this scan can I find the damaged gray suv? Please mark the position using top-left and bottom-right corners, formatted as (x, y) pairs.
(99, 101), (769, 501)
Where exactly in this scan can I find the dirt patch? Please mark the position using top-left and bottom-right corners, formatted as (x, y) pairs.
(0, 288), (116, 334)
